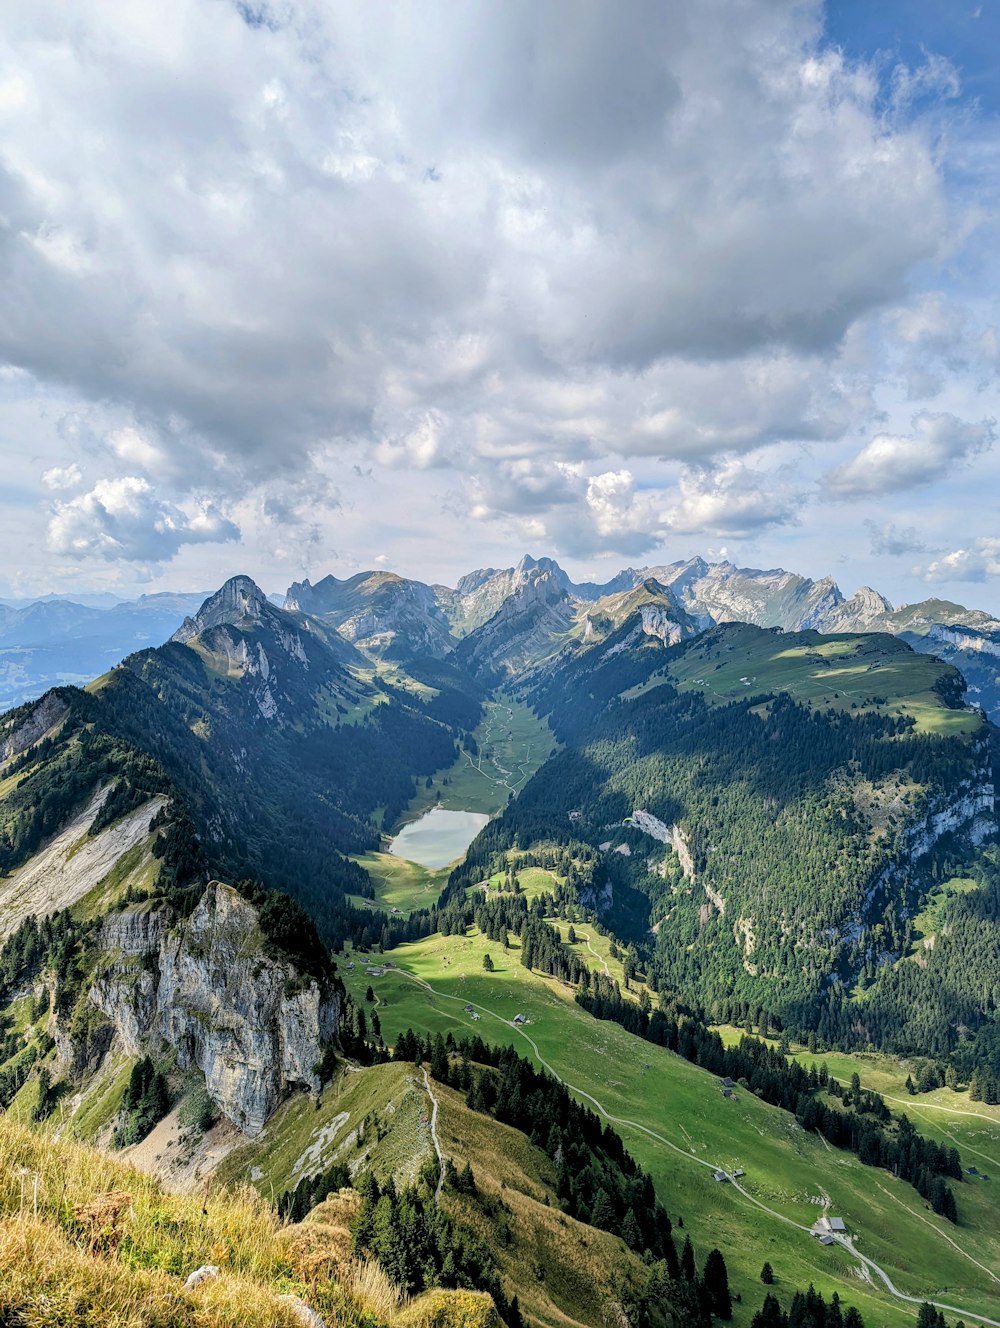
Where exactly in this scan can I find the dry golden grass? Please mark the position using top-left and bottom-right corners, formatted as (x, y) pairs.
(0, 1116), (505, 1328)
(343, 1257), (407, 1321)
(0, 1217), (301, 1328)
(399, 1289), (500, 1328)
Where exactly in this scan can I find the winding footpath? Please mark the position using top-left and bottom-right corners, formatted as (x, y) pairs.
(575, 931), (610, 977)
(461, 700), (542, 797)
(880, 1093), (1000, 1172)
(421, 1066), (445, 1203)
(396, 967), (1000, 1328)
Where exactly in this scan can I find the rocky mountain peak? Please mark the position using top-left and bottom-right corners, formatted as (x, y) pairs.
(514, 553), (569, 587)
(815, 584), (894, 633)
(171, 575), (272, 644)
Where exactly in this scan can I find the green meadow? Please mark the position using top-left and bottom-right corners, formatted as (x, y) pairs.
(657, 626), (983, 736)
(339, 926), (1000, 1328)
(398, 693), (556, 822)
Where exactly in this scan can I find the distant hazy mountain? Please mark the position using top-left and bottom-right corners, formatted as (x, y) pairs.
(0, 590), (210, 711)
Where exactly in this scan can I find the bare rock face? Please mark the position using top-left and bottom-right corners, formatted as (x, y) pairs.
(0, 691), (69, 763)
(171, 576), (271, 644)
(88, 882), (339, 1137)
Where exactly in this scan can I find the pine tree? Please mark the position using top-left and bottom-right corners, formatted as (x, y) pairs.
(750, 1294), (785, 1328)
(430, 1033), (450, 1084)
(483, 953), (494, 972)
(621, 1208), (642, 1252)
(590, 1188), (616, 1231)
(702, 1248), (732, 1319)
(680, 1234), (695, 1281)
(760, 1261), (774, 1285)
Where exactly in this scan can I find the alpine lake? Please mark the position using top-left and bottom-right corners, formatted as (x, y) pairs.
(388, 806), (490, 869)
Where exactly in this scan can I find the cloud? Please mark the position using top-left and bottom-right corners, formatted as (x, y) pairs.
(462, 455), (806, 558)
(864, 520), (929, 557)
(664, 461), (806, 538)
(0, 1), (956, 549)
(920, 540), (1000, 583)
(41, 462), (82, 491)
(47, 477), (239, 564)
(466, 460), (665, 559)
(823, 412), (995, 498)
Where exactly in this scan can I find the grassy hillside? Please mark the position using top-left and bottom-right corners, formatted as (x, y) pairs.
(219, 1059), (671, 1328)
(0, 1112), (502, 1328)
(661, 624), (980, 736)
(335, 925), (1000, 1328)
(472, 616), (994, 1054)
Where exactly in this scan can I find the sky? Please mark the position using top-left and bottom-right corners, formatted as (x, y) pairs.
(1, 0), (1000, 608)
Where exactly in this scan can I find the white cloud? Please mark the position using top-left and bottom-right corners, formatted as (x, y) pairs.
(41, 462), (82, 490)
(664, 461), (805, 538)
(0, 4), (959, 549)
(824, 412), (995, 498)
(47, 476), (239, 564)
(106, 425), (167, 472)
(0, 1), (994, 596)
(920, 540), (1000, 583)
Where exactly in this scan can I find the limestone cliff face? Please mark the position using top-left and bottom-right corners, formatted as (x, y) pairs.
(453, 568), (576, 678)
(88, 882), (339, 1137)
(897, 752), (996, 860)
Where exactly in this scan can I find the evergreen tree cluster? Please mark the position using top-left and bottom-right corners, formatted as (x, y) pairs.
(277, 1158), (351, 1221)
(115, 1056), (170, 1146)
(351, 1172), (522, 1328)
(518, 914), (588, 984)
(750, 1287), (865, 1328)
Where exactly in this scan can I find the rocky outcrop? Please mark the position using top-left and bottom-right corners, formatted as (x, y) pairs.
(926, 623), (1000, 660)
(287, 571), (454, 660)
(442, 555), (574, 635)
(0, 691), (70, 764)
(632, 810), (696, 881)
(840, 742), (996, 955)
(818, 586), (895, 633)
(0, 789), (166, 942)
(170, 576), (346, 723)
(453, 568), (576, 678)
(88, 882), (339, 1137)
(901, 774), (995, 860)
(172, 576), (272, 644)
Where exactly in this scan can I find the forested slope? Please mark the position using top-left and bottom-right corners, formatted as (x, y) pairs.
(0, 579), (486, 946)
(446, 617), (998, 1071)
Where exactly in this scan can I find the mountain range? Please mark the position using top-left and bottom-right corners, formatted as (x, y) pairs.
(2, 556), (1000, 1328)
(5, 553), (999, 719)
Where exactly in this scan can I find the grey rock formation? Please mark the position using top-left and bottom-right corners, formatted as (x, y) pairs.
(0, 691), (69, 763)
(172, 576), (272, 644)
(88, 882), (339, 1137)
(286, 570), (454, 660)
